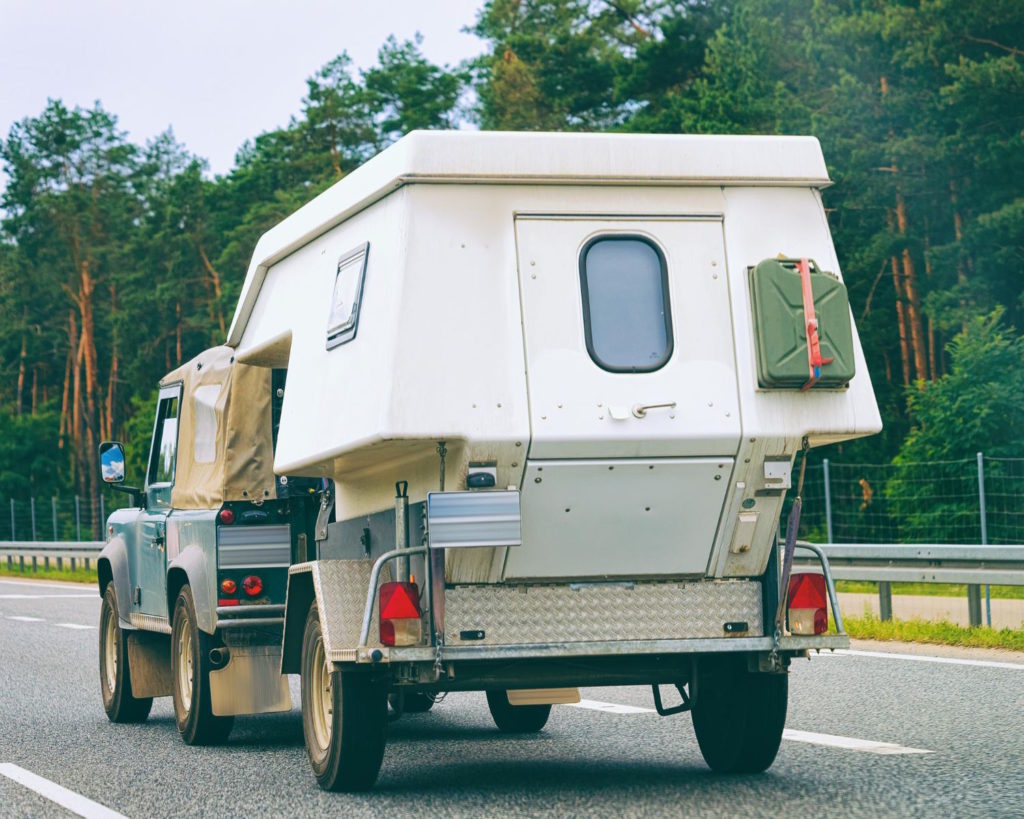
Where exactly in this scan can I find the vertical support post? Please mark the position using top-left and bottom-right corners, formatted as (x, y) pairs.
(976, 451), (989, 628)
(823, 458), (834, 544)
(30, 497), (37, 541)
(878, 581), (893, 621)
(75, 495), (81, 541)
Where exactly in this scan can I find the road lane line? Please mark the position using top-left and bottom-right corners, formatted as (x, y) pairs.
(7, 615), (44, 622)
(782, 729), (931, 755)
(567, 698), (934, 756)
(56, 623), (95, 630)
(0, 580), (95, 591)
(0, 594), (96, 599)
(0, 763), (127, 819)
(817, 648), (1024, 671)
(569, 699), (656, 714)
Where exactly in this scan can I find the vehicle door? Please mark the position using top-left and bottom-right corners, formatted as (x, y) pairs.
(136, 384), (181, 618)
(505, 216), (741, 580)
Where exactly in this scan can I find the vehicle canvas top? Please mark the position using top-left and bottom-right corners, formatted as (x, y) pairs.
(159, 345), (276, 509)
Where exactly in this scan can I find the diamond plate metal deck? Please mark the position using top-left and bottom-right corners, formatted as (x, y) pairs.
(444, 580), (762, 645)
(308, 559), (391, 658)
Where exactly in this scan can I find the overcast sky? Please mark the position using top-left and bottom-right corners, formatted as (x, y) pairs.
(0, 0), (486, 177)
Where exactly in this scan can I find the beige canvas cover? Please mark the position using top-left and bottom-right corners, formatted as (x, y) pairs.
(159, 345), (276, 509)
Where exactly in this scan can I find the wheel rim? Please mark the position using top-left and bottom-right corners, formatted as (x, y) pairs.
(309, 634), (333, 751)
(102, 604), (117, 694)
(177, 613), (194, 712)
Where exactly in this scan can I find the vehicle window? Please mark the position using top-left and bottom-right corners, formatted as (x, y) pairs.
(327, 242), (369, 349)
(579, 236), (672, 372)
(149, 394), (180, 485)
(192, 384), (221, 464)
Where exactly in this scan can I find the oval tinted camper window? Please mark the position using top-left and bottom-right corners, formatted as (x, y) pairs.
(579, 236), (672, 372)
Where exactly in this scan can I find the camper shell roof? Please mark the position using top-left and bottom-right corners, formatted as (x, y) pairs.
(226, 130), (831, 346)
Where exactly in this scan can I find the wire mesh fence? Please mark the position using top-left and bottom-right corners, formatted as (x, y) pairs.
(788, 454), (1023, 546)
(0, 493), (132, 542)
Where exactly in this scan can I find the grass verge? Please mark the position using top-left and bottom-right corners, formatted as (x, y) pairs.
(836, 580), (1024, 600)
(0, 565), (97, 584)
(840, 613), (1024, 652)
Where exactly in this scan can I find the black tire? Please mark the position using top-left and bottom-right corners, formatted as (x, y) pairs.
(691, 658), (788, 773)
(99, 584), (153, 723)
(486, 690), (551, 733)
(388, 691), (435, 714)
(301, 604), (387, 791)
(171, 585), (234, 745)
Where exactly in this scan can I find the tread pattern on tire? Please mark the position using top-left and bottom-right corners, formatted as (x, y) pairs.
(486, 690), (552, 734)
(99, 584), (153, 724)
(171, 585), (234, 746)
(301, 604), (387, 792)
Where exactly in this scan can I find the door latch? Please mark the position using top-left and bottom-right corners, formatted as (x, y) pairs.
(632, 401), (677, 418)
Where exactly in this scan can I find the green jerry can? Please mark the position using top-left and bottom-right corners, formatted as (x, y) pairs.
(749, 257), (856, 389)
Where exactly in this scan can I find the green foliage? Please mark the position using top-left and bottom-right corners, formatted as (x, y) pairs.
(0, 407), (67, 497)
(841, 613), (1024, 652)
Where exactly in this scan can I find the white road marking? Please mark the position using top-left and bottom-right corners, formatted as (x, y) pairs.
(0, 594), (96, 600)
(568, 699), (934, 755)
(816, 648), (1024, 671)
(569, 699), (655, 714)
(7, 615), (44, 622)
(0, 763), (127, 819)
(0, 580), (95, 591)
(56, 623), (95, 630)
(782, 729), (931, 755)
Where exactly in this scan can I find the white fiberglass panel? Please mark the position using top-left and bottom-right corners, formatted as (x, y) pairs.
(504, 458), (733, 580)
(516, 217), (741, 459)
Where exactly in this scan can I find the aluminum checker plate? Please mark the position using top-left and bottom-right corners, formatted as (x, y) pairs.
(444, 580), (762, 645)
(305, 559), (392, 661)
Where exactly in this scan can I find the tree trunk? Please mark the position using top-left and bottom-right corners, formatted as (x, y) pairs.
(77, 259), (102, 538)
(890, 254), (911, 386)
(59, 311), (75, 448)
(16, 333), (26, 416)
(198, 243), (227, 338)
(894, 190), (927, 381)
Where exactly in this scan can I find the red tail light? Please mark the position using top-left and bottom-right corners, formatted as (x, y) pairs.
(379, 581), (422, 646)
(788, 572), (828, 635)
(218, 508), (235, 524)
(242, 575), (263, 597)
(218, 598), (239, 607)
(220, 578), (237, 595)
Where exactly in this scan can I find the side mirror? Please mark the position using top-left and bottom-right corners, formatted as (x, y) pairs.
(99, 441), (126, 483)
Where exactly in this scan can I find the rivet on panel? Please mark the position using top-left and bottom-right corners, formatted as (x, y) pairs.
(644, 507), (651, 512)
(714, 475), (722, 481)
(516, 442), (522, 447)
(707, 401), (714, 407)
(530, 260), (536, 266)
(564, 508), (570, 513)
(511, 462), (518, 467)
(534, 477), (542, 483)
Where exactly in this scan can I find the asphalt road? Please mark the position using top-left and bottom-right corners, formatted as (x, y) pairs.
(1, 577), (1022, 818)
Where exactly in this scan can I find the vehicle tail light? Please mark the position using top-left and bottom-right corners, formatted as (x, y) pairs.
(218, 598), (239, 607)
(218, 508), (235, 524)
(242, 575), (263, 597)
(379, 581), (422, 647)
(220, 578), (237, 595)
(787, 572), (828, 635)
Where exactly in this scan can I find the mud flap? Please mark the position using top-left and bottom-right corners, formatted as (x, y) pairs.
(127, 631), (173, 698)
(209, 645), (291, 716)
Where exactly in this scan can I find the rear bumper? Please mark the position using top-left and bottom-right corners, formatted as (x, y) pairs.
(345, 634), (849, 664)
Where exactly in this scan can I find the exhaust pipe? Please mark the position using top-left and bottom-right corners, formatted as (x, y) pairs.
(209, 647), (230, 669)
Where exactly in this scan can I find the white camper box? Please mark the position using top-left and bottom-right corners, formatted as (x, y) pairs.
(227, 131), (880, 789)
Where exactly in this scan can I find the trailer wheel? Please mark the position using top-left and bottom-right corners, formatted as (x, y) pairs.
(171, 585), (234, 745)
(388, 691), (435, 715)
(99, 584), (153, 723)
(301, 603), (387, 791)
(486, 690), (551, 733)
(691, 658), (788, 773)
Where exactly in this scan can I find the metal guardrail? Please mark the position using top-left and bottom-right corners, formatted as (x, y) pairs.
(796, 542), (1024, 627)
(0, 541), (103, 572)
(2, 539), (1021, 627)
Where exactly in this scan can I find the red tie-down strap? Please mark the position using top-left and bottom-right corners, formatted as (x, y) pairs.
(797, 258), (834, 391)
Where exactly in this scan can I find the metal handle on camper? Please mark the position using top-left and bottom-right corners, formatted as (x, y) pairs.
(358, 546), (429, 647)
(632, 401), (677, 419)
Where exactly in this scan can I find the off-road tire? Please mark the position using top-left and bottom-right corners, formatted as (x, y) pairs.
(486, 690), (551, 733)
(171, 585), (234, 745)
(99, 584), (153, 723)
(301, 603), (387, 791)
(691, 658), (788, 773)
